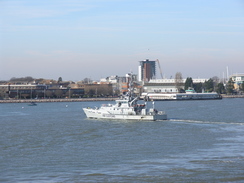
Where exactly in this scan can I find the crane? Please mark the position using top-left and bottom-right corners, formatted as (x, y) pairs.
(156, 59), (163, 79)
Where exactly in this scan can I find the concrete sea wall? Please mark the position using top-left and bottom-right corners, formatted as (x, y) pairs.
(221, 95), (244, 98)
(0, 98), (118, 103)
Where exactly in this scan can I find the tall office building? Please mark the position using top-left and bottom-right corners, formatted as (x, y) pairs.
(138, 59), (156, 82)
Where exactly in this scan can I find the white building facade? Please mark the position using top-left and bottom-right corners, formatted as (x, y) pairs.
(143, 78), (207, 93)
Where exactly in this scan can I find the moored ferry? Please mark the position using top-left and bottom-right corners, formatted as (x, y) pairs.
(141, 89), (222, 101)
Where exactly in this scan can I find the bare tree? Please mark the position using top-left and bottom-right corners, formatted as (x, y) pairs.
(65, 89), (73, 98)
(9, 76), (35, 83)
(54, 89), (63, 98)
(211, 76), (220, 91)
(0, 89), (7, 99)
(45, 90), (53, 98)
(175, 72), (183, 93)
(83, 78), (90, 84)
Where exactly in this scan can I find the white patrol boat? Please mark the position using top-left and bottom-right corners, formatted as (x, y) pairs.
(83, 77), (167, 121)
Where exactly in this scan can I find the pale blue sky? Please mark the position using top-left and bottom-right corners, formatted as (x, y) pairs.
(1, 0), (244, 81)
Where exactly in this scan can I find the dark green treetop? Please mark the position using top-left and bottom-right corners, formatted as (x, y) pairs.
(204, 78), (214, 92)
(226, 78), (235, 94)
(184, 77), (193, 90)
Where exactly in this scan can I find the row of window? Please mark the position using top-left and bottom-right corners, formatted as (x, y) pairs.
(0, 86), (37, 89)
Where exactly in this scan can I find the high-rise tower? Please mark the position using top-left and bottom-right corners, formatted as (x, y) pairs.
(138, 59), (156, 82)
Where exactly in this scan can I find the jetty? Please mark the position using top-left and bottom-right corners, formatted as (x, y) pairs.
(221, 95), (244, 98)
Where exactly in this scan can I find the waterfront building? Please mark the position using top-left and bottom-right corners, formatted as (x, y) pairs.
(82, 84), (113, 97)
(230, 73), (244, 90)
(0, 83), (47, 99)
(100, 74), (138, 95)
(138, 59), (156, 82)
(143, 78), (207, 93)
(0, 83), (84, 99)
(0, 84), (46, 91)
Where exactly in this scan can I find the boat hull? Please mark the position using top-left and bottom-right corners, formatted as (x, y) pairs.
(83, 108), (167, 121)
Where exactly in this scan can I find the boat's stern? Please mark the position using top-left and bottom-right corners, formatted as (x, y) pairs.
(155, 111), (167, 120)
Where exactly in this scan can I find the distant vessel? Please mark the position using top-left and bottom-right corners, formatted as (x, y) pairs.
(83, 75), (167, 121)
(141, 89), (222, 101)
(28, 102), (37, 106)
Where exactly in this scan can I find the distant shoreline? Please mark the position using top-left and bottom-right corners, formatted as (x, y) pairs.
(0, 95), (243, 103)
(0, 98), (118, 103)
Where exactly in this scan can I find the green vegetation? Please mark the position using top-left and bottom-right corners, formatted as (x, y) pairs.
(194, 83), (203, 93)
(226, 78), (235, 94)
(184, 77), (193, 90)
(58, 77), (63, 83)
(184, 77), (203, 93)
(241, 82), (244, 92)
(204, 78), (214, 92)
(182, 76), (241, 94)
(216, 83), (225, 94)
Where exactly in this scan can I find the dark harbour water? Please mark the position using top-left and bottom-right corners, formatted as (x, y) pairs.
(0, 98), (244, 183)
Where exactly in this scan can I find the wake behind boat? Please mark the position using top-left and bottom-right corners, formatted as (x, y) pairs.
(83, 74), (167, 121)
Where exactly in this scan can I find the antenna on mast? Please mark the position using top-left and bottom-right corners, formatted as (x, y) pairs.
(226, 66), (229, 81)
